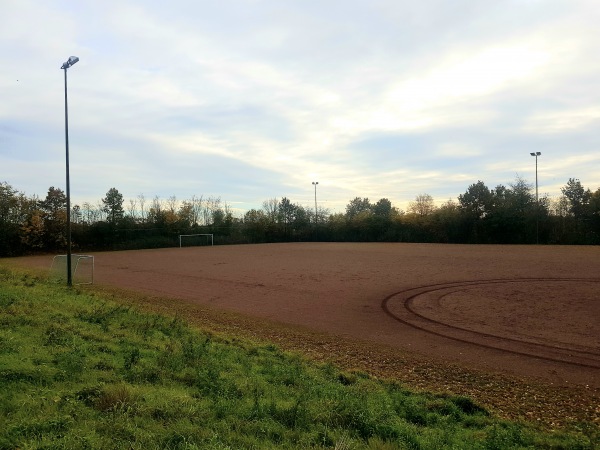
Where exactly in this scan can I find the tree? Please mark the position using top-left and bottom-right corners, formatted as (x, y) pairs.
(137, 193), (147, 223)
(41, 187), (67, 220)
(20, 210), (45, 249)
(71, 204), (82, 224)
(0, 182), (18, 224)
(278, 197), (297, 235)
(102, 187), (124, 225)
(243, 209), (268, 242)
(458, 181), (492, 219)
(40, 187), (67, 250)
(408, 194), (436, 216)
(127, 198), (137, 220)
(590, 188), (600, 234)
(485, 178), (539, 243)
(430, 199), (463, 243)
(345, 197), (371, 220)
(166, 196), (177, 215)
(590, 188), (600, 213)
(372, 198), (394, 218)
(204, 197), (221, 226)
(189, 195), (203, 225)
(292, 205), (310, 230)
(0, 182), (26, 255)
(178, 200), (195, 229)
(262, 198), (279, 224)
(506, 177), (536, 216)
(561, 178), (591, 218)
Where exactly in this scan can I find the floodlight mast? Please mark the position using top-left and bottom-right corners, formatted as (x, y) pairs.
(530, 152), (541, 244)
(312, 181), (319, 224)
(61, 55), (79, 286)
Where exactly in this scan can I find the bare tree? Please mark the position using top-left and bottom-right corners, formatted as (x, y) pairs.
(190, 195), (203, 225)
(202, 196), (221, 225)
(262, 198), (279, 224)
(137, 193), (146, 223)
(408, 193), (436, 216)
(550, 195), (570, 217)
(166, 195), (177, 214)
(151, 196), (163, 214)
(96, 201), (107, 221)
(81, 202), (93, 224)
(71, 204), (82, 224)
(127, 198), (137, 220)
(223, 201), (234, 220)
(208, 197), (222, 225)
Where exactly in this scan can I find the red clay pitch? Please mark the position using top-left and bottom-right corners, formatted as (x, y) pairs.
(17, 243), (600, 388)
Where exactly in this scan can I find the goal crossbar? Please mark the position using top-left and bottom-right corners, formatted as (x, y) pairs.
(179, 234), (214, 247)
(50, 254), (94, 285)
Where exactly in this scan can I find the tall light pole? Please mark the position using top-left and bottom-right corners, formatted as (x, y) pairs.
(312, 181), (318, 224)
(530, 151), (541, 244)
(61, 56), (79, 286)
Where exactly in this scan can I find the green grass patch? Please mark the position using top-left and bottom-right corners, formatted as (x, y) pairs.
(0, 265), (595, 449)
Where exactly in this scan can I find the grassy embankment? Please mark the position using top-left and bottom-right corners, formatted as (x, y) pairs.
(0, 265), (596, 449)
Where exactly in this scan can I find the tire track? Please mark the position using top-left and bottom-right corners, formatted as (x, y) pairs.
(381, 278), (600, 369)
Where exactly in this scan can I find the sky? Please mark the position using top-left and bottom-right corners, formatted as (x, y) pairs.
(2, 0), (600, 216)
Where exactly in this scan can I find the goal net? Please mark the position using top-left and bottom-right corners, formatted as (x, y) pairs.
(50, 254), (95, 285)
(179, 234), (214, 248)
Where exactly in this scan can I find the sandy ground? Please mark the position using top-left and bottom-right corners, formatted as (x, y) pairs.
(12, 242), (600, 427)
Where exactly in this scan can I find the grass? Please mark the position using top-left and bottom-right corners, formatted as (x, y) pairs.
(0, 264), (596, 449)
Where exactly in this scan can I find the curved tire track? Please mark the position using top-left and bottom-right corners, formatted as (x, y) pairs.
(382, 278), (600, 369)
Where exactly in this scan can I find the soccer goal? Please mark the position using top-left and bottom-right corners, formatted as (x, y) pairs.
(179, 234), (214, 248)
(50, 254), (95, 285)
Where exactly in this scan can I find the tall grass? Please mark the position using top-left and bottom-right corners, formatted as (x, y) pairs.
(0, 265), (595, 449)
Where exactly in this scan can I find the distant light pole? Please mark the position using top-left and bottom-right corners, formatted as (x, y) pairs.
(61, 56), (79, 286)
(312, 181), (319, 224)
(530, 151), (541, 244)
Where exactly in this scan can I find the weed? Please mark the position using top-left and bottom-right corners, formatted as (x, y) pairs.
(0, 367), (53, 386)
(92, 359), (115, 371)
(53, 350), (86, 380)
(449, 395), (488, 416)
(0, 332), (18, 354)
(0, 291), (17, 307)
(44, 325), (73, 347)
(76, 385), (103, 407)
(9, 416), (72, 439)
(338, 371), (358, 386)
(484, 423), (528, 450)
(123, 346), (141, 370)
(95, 384), (137, 412)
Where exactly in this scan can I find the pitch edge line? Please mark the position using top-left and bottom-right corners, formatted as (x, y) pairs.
(381, 277), (600, 369)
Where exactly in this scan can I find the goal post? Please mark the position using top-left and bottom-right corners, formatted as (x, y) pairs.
(179, 233), (214, 248)
(50, 254), (94, 285)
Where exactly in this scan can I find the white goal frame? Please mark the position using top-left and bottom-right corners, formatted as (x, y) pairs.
(179, 234), (214, 248)
(50, 254), (95, 285)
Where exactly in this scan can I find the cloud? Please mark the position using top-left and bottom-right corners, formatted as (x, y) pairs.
(522, 107), (600, 134)
(1, 0), (599, 215)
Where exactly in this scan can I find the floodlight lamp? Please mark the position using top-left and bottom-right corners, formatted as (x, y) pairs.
(530, 153), (535, 156)
(536, 152), (541, 156)
(61, 56), (79, 69)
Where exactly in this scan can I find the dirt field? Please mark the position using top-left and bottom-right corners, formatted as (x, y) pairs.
(13, 242), (600, 427)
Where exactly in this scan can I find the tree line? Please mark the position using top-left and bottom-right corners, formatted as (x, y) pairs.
(1, 176), (599, 256)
